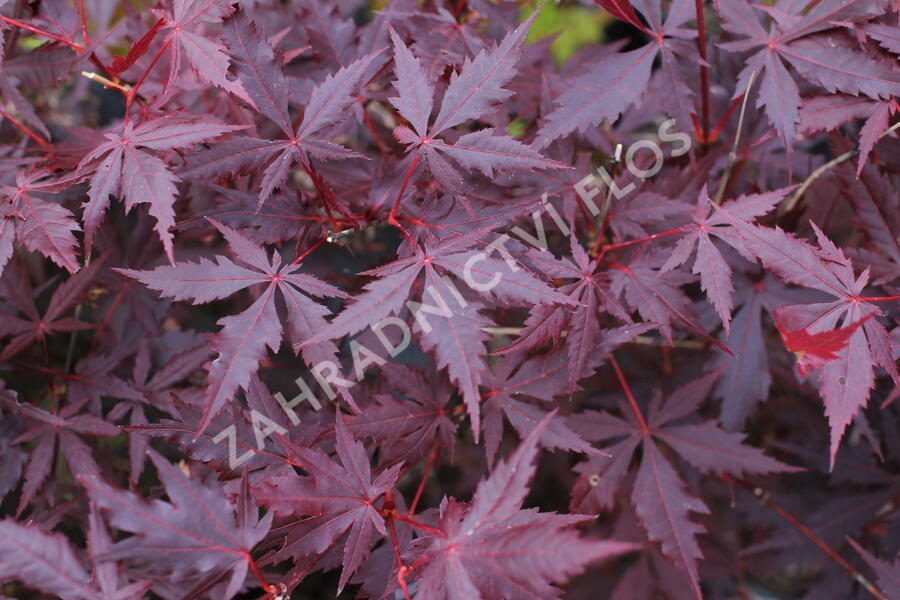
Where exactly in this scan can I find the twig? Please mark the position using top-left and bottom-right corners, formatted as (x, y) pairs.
(590, 146), (622, 255)
(779, 119), (900, 215)
(81, 71), (131, 94)
(0, 14), (83, 50)
(0, 106), (50, 146)
(713, 70), (756, 205)
(747, 485), (888, 600)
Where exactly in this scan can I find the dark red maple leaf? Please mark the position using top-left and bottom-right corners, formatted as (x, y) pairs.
(82, 451), (272, 598)
(0, 257), (102, 363)
(570, 371), (798, 598)
(301, 228), (575, 437)
(535, 0), (699, 147)
(344, 363), (457, 467)
(388, 11), (569, 195)
(151, 0), (248, 99)
(715, 208), (900, 466)
(0, 169), (82, 273)
(718, 0), (900, 153)
(2, 0), (900, 597)
(78, 113), (243, 261)
(662, 185), (795, 333)
(1, 394), (119, 517)
(254, 410), (403, 593)
(119, 219), (348, 434)
(181, 10), (383, 206)
(404, 413), (638, 599)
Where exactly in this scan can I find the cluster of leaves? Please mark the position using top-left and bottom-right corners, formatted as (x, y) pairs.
(0, 0), (899, 598)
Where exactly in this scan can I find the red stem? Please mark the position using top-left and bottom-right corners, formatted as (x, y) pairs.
(745, 484), (888, 600)
(708, 93), (745, 145)
(599, 227), (684, 256)
(389, 512), (446, 537)
(244, 552), (276, 596)
(389, 153), (420, 218)
(454, 0), (468, 19)
(856, 295), (900, 303)
(359, 97), (387, 159)
(382, 493), (413, 600)
(610, 354), (649, 433)
(386, 154), (424, 249)
(0, 107), (50, 146)
(408, 442), (440, 515)
(291, 237), (326, 265)
(124, 38), (172, 124)
(1, 13), (115, 78)
(0, 14), (83, 50)
(693, 0), (710, 144)
(302, 163), (343, 231)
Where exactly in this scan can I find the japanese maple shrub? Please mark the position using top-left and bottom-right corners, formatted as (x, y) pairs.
(0, 0), (899, 599)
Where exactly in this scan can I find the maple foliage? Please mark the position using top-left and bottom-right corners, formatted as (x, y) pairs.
(0, 0), (899, 599)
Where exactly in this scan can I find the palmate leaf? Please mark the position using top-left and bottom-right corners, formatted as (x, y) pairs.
(716, 208), (900, 466)
(1, 169), (81, 274)
(3, 394), (120, 517)
(572, 373), (797, 598)
(82, 451), (272, 599)
(301, 231), (575, 436)
(119, 220), (346, 434)
(254, 411), (403, 594)
(388, 7), (568, 194)
(661, 186), (793, 333)
(535, 0), (697, 148)
(408, 414), (638, 600)
(156, 0), (248, 100)
(483, 349), (599, 465)
(345, 363), (457, 466)
(610, 249), (732, 355)
(719, 0), (900, 152)
(0, 257), (102, 364)
(79, 114), (243, 261)
(181, 45), (382, 205)
(3, 0), (900, 597)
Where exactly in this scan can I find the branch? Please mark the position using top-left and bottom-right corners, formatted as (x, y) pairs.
(713, 70), (756, 205)
(0, 14), (83, 50)
(747, 485), (888, 600)
(779, 119), (900, 215)
(0, 106), (50, 146)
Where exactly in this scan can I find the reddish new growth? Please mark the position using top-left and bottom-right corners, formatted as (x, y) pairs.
(0, 1), (898, 599)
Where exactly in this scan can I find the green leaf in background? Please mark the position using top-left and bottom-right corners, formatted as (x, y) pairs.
(523, 0), (610, 64)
